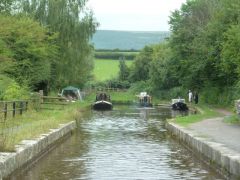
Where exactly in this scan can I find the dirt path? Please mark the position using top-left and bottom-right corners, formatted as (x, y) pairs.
(189, 109), (240, 152)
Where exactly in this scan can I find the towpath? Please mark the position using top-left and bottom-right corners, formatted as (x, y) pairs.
(188, 109), (240, 153)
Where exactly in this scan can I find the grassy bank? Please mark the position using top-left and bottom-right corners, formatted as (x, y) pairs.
(172, 104), (221, 126)
(0, 103), (83, 152)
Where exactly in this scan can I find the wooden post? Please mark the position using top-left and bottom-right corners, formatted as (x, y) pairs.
(13, 102), (16, 117)
(25, 101), (28, 111)
(20, 101), (23, 115)
(4, 103), (7, 120)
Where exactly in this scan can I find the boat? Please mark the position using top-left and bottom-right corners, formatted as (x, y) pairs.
(92, 93), (113, 110)
(171, 98), (188, 111)
(136, 92), (153, 107)
(59, 86), (82, 102)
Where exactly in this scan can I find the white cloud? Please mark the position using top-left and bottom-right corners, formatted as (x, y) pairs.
(87, 0), (187, 31)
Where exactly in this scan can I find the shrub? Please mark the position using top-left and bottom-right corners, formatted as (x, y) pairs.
(3, 82), (29, 100)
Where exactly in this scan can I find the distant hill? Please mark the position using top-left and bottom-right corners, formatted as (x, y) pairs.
(91, 30), (170, 50)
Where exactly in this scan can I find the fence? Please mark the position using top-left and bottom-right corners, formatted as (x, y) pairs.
(83, 87), (127, 95)
(0, 100), (28, 121)
(40, 96), (69, 110)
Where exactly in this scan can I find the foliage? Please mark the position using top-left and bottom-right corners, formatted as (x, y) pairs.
(129, 81), (152, 94)
(0, 15), (58, 90)
(95, 51), (137, 60)
(3, 82), (29, 100)
(118, 58), (130, 81)
(129, 46), (153, 82)
(0, 75), (29, 100)
(19, 0), (98, 88)
(129, 0), (240, 105)
(0, 0), (15, 14)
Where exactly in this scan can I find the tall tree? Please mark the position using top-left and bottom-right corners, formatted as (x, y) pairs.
(0, 15), (58, 90)
(118, 57), (129, 81)
(19, 0), (98, 88)
(129, 46), (153, 82)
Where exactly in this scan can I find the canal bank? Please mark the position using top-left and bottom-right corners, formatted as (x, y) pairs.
(166, 119), (240, 179)
(8, 105), (223, 179)
(0, 121), (76, 179)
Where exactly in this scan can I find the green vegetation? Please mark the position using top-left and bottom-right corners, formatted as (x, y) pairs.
(224, 115), (240, 124)
(95, 51), (138, 60)
(173, 105), (221, 126)
(0, 103), (82, 151)
(126, 0), (240, 105)
(0, 0), (97, 98)
(93, 59), (133, 81)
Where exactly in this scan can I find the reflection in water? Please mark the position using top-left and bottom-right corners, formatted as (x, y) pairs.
(10, 105), (223, 180)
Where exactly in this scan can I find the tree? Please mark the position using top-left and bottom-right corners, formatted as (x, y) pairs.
(129, 46), (153, 82)
(118, 57), (129, 81)
(0, 15), (58, 90)
(19, 0), (98, 88)
(0, 0), (15, 14)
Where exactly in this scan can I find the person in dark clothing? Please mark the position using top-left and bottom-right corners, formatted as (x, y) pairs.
(194, 92), (199, 104)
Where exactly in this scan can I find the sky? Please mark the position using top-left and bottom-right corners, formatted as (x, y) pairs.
(86, 0), (187, 31)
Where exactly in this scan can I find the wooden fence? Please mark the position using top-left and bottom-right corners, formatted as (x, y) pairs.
(40, 96), (69, 110)
(0, 100), (28, 121)
(83, 87), (127, 95)
(0, 95), (70, 121)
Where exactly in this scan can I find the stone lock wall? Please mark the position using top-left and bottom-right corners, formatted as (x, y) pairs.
(166, 122), (240, 179)
(0, 121), (76, 179)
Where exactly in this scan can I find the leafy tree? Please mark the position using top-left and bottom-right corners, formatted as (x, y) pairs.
(0, 15), (58, 90)
(129, 46), (153, 82)
(221, 25), (240, 81)
(149, 43), (176, 90)
(118, 58), (129, 81)
(0, 0), (15, 14)
(19, 0), (98, 88)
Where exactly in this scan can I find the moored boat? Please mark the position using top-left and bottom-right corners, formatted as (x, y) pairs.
(136, 92), (153, 107)
(92, 93), (113, 110)
(171, 98), (188, 111)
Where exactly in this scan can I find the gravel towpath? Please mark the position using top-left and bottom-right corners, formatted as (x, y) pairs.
(189, 109), (240, 152)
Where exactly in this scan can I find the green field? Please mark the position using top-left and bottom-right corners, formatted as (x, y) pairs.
(94, 59), (133, 81)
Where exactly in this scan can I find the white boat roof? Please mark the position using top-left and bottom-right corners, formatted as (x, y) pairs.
(172, 99), (186, 104)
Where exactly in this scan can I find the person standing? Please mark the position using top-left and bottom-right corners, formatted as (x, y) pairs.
(194, 92), (199, 104)
(188, 90), (193, 103)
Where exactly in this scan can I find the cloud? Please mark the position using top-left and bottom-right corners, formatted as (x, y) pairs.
(87, 0), (186, 31)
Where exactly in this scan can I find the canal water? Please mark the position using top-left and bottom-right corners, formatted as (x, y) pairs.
(10, 105), (223, 179)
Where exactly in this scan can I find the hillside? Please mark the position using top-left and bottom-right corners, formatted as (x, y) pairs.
(91, 30), (170, 50)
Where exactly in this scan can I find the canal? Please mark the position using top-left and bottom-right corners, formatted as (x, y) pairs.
(10, 105), (223, 179)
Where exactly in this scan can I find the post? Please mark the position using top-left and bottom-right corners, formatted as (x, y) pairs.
(20, 101), (23, 115)
(4, 102), (7, 120)
(25, 101), (28, 111)
(39, 90), (44, 103)
(13, 102), (16, 117)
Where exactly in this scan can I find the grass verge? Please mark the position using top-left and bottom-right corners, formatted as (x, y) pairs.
(172, 104), (221, 126)
(224, 114), (240, 124)
(0, 103), (83, 152)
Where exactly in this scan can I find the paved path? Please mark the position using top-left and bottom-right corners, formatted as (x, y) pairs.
(189, 110), (240, 153)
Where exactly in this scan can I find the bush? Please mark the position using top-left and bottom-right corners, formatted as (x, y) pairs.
(0, 75), (15, 100)
(2, 82), (29, 100)
(129, 81), (152, 94)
